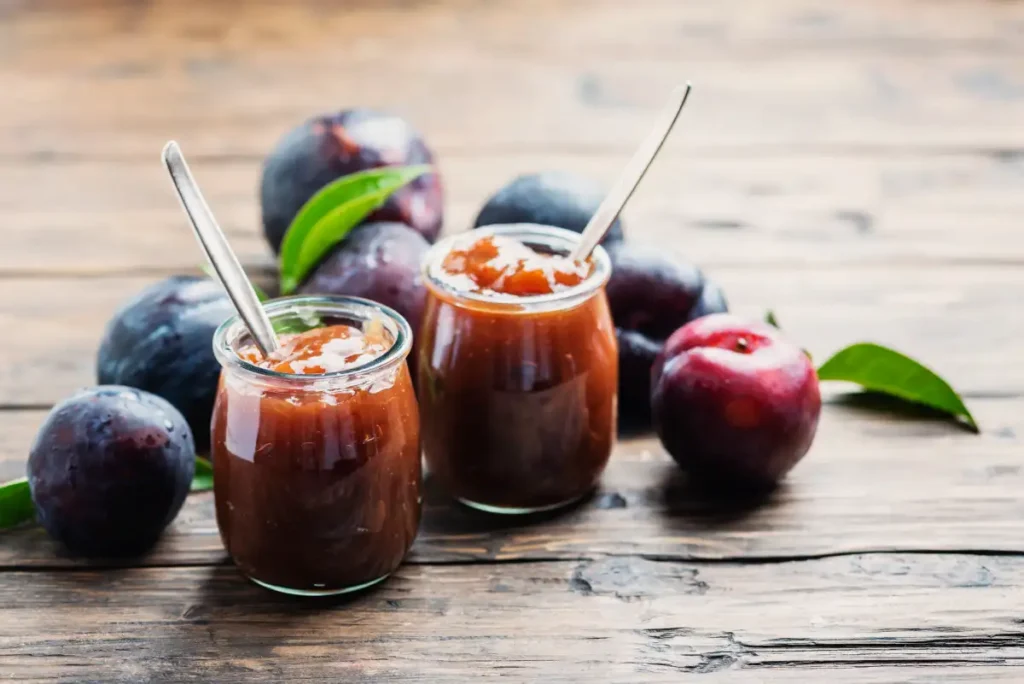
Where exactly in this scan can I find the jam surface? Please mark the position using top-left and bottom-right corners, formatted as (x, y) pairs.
(439, 235), (592, 296)
(238, 323), (388, 374)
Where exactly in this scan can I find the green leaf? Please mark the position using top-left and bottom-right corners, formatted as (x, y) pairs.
(817, 343), (978, 432)
(0, 477), (35, 529)
(200, 264), (269, 302)
(191, 457), (214, 492)
(278, 165), (432, 294)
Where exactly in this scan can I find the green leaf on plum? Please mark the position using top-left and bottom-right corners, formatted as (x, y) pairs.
(191, 457), (214, 492)
(817, 343), (978, 433)
(0, 477), (35, 530)
(278, 165), (432, 295)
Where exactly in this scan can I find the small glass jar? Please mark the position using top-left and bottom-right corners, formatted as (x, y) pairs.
(211, 295), (421, 596)
(418, 224), (618, 514)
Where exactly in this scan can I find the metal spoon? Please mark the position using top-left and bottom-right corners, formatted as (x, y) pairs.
(162, 141), (280, 357)
(571, 83), (692, 261)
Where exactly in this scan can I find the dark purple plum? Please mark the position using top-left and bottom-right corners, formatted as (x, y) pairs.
(97, 276), (233, 452)
(615, 328), (663, 430)
(605, 243), (729, 429)
(298, 222), (429, 377)
(474, 171), (624, 244)
(28, 386), (195, 556)
(261, 108), (444, 252)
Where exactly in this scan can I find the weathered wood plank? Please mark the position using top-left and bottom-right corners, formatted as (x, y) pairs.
(0, 265), (1019, 410)
(1, 554), (1023, 681)
(2, 0), (1024, 159)
(1, 0), (1021, 680)
(1, 396), (1021, 567)
(10, 0), (1024, 60)
(1, 151), (1021, 275)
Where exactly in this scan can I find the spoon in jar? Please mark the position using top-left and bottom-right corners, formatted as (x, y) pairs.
(570, 83), (692, 261)
(162, 141), (281, 358)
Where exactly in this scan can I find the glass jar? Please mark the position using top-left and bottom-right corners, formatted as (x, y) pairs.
(211, 295), (421, 596)
(418, 224), (618, 514)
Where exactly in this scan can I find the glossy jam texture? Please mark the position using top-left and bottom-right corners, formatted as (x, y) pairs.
(237, 323), (388, 375)
(213, 322), (421, 594)
(439, 235), (592, 296)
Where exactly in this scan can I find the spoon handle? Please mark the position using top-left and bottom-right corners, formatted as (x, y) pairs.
(162, 141), (280, 357)
(572, 83), (692, 261)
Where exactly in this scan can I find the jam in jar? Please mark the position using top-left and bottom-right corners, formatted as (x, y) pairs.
(418, 224), (618, 514)
(211, 296), (421, 595)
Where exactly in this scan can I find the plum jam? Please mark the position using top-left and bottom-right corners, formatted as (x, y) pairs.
(211, 296), (421, 596)
(419, 224), (618, 514)
(438, 234), (592, 295)
(237, 324), (389, 375)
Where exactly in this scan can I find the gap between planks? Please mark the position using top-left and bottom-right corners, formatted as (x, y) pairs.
(3, 553), (1024, 677)
(6, 255), (1024, 281)
(3, 396), (1023, 568)
(6, 548), (1024, 575)
(3, 389), (1023, 410)
(1, 145), (1023, 165)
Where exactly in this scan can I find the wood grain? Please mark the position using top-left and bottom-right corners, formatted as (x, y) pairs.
(1, 151), (1022, 275)
(1, 554), (1023, 681)
(2, 0), (1024, 160)
(2, 395), (1021, 568)
(3, 0), (1023, 679)
(0, 265), (1020, 410)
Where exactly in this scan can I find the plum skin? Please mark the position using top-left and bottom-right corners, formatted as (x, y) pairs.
(261, 108), (444, 252)
(96, 276), (234, 453)
(651, 314), (821, 488)
(298, 222), (428, 333)
(604, 243), (728, 428)
(297, 222), (429, 377)
(28, 386), (195, 556)
(474, 171), (624, 244)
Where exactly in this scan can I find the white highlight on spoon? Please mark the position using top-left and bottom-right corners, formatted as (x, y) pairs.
(162, 141), (280, 358)
(572, 83), (692, 261)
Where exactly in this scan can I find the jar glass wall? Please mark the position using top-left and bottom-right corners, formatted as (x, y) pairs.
(417, 224), (618, 514)
(211, 296), (421, 596)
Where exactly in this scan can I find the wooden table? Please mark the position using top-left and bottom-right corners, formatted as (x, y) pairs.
(2, 1), (1023, 681)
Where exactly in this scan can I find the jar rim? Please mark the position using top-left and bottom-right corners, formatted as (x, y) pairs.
(212, 294), (413, 384)
(421, 223), (612, 312)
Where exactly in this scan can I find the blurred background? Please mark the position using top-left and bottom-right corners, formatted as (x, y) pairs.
(1, 0), (1022, 402)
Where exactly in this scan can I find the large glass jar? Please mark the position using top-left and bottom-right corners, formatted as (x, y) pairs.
(418, 224), (618, 514)
(211, 295), (421, 596)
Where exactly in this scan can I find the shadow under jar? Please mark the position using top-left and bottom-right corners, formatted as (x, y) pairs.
(211, 296), (421, 596)
(418, 224), (618, 514)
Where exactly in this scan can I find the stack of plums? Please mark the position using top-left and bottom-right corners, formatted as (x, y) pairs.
(259, 110), (819, 490)
(27, 277), (229, 556)
(28, 108), (819, 557)
(23, 111), (443, 557)
(466, 168), (818, 489)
